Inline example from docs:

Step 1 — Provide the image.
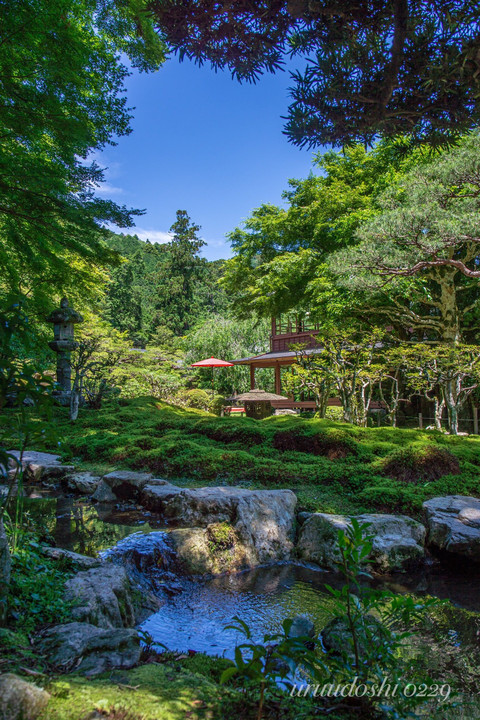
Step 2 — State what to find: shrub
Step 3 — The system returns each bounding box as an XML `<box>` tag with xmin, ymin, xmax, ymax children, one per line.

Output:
<box><xmin>382</xmin><ymin>444</ymin><xmax>460</xmax><ymax>484</ymax></box>
<box><xmin>273</xmin><ymin>428</ymin><xmax>357</xmax><ymax>458</ymax></box>
<box><xmin>324</xmin><ymin>406</ymin><xmax>344</xmax><ymax>422</ymax></box>
<box><xmin>208</xmin><ymin>393</ymin><xmax>226</xmax><ymax>416</ymax></box>
<box><xmin>181</xmin><ymin>388</ymin><xmax>211</xmax><ymax>410</ymax></box>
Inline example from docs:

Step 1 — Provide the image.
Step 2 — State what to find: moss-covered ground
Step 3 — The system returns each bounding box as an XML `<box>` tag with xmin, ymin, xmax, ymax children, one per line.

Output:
<box><xmin>4</xmin><ymin>397</ymin><xmax>480</xmax><ymax>718</ymax></box>
<box><xmin>18</xmin><ymin>395</ymin><xmax>480</xmax><ymax>517</ymax></box>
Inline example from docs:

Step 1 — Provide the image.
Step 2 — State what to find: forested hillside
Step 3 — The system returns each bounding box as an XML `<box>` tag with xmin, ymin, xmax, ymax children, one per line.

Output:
<box><xmin>102</xmin><ymin>210</ymin><xmax>230</xmax><ymax>346</ymax></box>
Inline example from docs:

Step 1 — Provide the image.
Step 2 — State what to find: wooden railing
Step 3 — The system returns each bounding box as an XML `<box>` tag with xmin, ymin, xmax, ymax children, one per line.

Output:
<box><xmin>270</xmin><ymin>330</ymin><xmax>320</xmax><ymax>353</ymax></box>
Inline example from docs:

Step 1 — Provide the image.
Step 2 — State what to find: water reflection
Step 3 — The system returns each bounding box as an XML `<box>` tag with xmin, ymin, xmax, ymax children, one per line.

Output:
<box><xmin>140</xmin><ymin>564</ymin><xmax>337</xmax><ymax>658</ymax></box>
<box><xmin>23</xmin><ymin>495</ymin><xmax>164</xmax><ymax>557</ymax></box>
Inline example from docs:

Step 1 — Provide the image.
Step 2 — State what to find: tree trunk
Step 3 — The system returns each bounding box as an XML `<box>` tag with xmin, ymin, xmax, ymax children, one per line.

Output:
<box><xmin>437</xmin><ymin>268</ymin><xmax>460</xmax><ymax>344</ymax></box>
<box><xmin>434</xmin><ymin>395</ymin><xmax>445</xmax><ymax>431</ymax></box>
<box><xmin>444</xmin><ymin>378</ymin><xmax>459</xmax><ymax>435</ymax></box>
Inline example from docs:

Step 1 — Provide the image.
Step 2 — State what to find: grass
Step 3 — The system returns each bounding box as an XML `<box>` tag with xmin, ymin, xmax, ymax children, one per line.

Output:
<box><xmin>5</xmin><ymin>395</ymin><xmax>480</xmax><ymax>517</ymax></box>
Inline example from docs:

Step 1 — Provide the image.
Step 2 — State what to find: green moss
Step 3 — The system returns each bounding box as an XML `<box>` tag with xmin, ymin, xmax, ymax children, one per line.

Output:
<box><xmin>4</xmin><ymin>396</ymin><xmax>480</xmax><ymax>515</ymax></box>
<box><xmin>38</xmin><ymin>660</ymin><xmax>351</xmax><ymax>720</ymax></box>
<box><xmin>206</xmin><ymin>522</ymin><xmax>235</xmax><ymax>552</ymax></box>
<box><xmin>41</xmin><ymin>663</ymin><xmax>235</xmax><ymax>720</ymax></box>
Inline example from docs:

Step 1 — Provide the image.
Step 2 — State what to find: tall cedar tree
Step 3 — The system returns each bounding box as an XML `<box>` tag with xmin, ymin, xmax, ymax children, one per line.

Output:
<box><xmin>153</xmin><ymin>210</ymin><xmax>206</xmax><ymax>334</ymax></box>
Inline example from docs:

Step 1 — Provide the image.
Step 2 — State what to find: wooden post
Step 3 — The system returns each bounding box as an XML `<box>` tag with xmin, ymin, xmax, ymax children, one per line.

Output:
<box><xmin>250</xmin><ymin>364</ymin><xmax>255</xmax><ymax>390</ymax></box>
<box><xmin>474</xmin><ymin>407</ymin><xmax>478</xmax><ymax>435</ymax></box>
<box><xmin>274</xmin><ymin>364</ymin><xmax>281</xmax><ymax>394</ymax></box>
<box><xmin>418</xmin><ymin>412</ymin><xmax>423</xmax><ymax>429</ymax></box>
<box><xmin>270</xmin><ymin>317</ymin><xmax>276</xmax><ymax>352</ymax></box>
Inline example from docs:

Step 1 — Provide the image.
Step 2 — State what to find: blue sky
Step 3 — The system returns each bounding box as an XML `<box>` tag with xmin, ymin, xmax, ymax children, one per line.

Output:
<box><xmin>96</xmin><ymin>56</ymin><xmax>319</xmax><ymax>261</ymax></box>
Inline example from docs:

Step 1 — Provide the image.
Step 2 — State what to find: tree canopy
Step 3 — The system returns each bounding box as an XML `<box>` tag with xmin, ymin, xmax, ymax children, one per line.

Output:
<box><xmin>0</xmin><ymin>0</ymin><xmax>165</xmax><ymax>313</ymax></box>
<box><xmin>149</xmin><ymin>0</ymin><xmax>480</xmax><ymax>147</ymax></box>
<box><xmin>331</xmin><ymin>134</ymin><xmax>480</xmax><ymax>343</ymax></box>
<box><xmin>104</xmin><ymin>214</ymin><xmax>229</xmax><ymax>344</ymax></box>
<box><xmin>221</xmin><ymin>140</ymin><xmax>420</xmax><ymax>320</ymax></box>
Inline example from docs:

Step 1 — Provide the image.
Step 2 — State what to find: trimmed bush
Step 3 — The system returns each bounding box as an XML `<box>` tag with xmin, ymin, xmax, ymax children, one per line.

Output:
<box><xmin>382</xmin><ymin>444</ymin><xmax>460</xmax><ymax>484</ymax></box>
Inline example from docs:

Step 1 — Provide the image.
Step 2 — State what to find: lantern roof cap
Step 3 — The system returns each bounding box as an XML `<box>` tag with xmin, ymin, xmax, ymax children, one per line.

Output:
<box><xmin>46</xmin><ymin>298</ymin><xmax>83</xmax><ymax>325</ymax></box>
<box><xmin>236</xmin><ymin>388</ymin><xmax>288</xmax><ymax>402</ymax></box>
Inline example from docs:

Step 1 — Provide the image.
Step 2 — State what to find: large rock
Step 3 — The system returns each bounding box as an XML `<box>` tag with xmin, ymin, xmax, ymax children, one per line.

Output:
<box><xmin>102</xmin><ymin>470</ymin><xmax>164</xmax><ymax>500</ymax></box>
<box><xmin>0</xmin><ymin>518</ymin><xmax>11</xmax><ymax>624</ymax></box>
<box><xmin>91</xmin><ymin>479</ymin><xmax>117</xmax><ymax>503</ymax></box>
<box><xmin>100</xmin><ymin>531</ymin><xmax>174</xmax><ymax>609</ymax></box>
<box><xmin>140</xmin><ymin>481</ymin><xmax>182</xmax><ymax>509</ymax></box>
<box><xmin>64</xmin><ymin>565</ymin><xmax>136</xmax><ymax>629</ymax></box>
<box><xmin>297</xmin><ymin>513</ymin><xmax>425</xmax><ymax>572</ymax></box>
<box><xmin>65</xmin><ymin>472</ymin><xmax>100</xmax><ymax>495</ymax></box>
<box><xmin>169</xmin><ymin>525</ymin><xmax>255</xmax><ymax>575</ymax></box>
<box><xmin>37</xmin><ymin>622</ymin><xmax>141</xmax><ymax>675</ymax></box>
<box><xmin>235</xmin><ymin>491</ymin><xmax>297</xmax><ymax>562</ymax></box>
<box><xmin>7</xmin><ymin>450</ymin><xmax>74</xmax><ymax>482</ymax></box>
<box><xmin>0</xmin><ymin>673</ymin><xmax>50</xmax><ymax>720</ymax></box>
<box><xmin>41</xmin><ymin>546</ymin><xmax>102</xmax><ymax>570</ymax></box>
<box><xmin>423</xmin><ymin>496</ymin><xmax>480</xmax><ymax>562</ymax></box>
<box><xmin>163</xmin><ymin>487</ymin><xmax>297</xmax><ymax>566</ymax></box>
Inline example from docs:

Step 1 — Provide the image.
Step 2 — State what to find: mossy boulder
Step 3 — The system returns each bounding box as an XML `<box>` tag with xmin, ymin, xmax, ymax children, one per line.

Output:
<box><xmin>297</xmin><ymin>512</ymin><xmax>425</xmax><ymax>571</ymax></box>
<box><xmin>159</xmin><ymin>486</ymin><xmax>297</xmax><ymax>564</ymax></box>
<box><xmin>169</xmin><ymin>523</ymin><xmax>254</xmax><ymax>575</ymax></box>
<box><xmin>64</xmin><ymin>565</ymin><xmax>137</xmax><ymax>629</ymax></box>
<box><xmin>36</xmin><ymin>622</ymin><xmax>141</xmax><ymax>675</ymax></box>
<box><xmin>0</xmin><ymin>673</ymin><xmax>50</xmax><ymax>720</ymax></box>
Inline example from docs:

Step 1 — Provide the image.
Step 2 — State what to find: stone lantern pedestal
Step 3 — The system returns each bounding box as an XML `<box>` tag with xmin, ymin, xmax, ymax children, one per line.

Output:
<box><xmin>46</xmin><ymin>298</ymin><xmax>83</xmax><ymax>404</ymax></box>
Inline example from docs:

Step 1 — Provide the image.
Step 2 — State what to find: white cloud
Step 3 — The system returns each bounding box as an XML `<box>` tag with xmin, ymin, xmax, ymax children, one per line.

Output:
<box><xmin>95</xmin><ymin>183</ymin><xmax>124</xmax><ymax>196</ymax></box>
<box><xmin>134</xmin><ymin>228</ymin><xmax>174</xmax><ymax>243</ymax></box>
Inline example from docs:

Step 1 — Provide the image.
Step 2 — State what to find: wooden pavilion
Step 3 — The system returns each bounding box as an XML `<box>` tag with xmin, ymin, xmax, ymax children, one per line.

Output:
<box><xmin>232</xmin><ymin>314</ymin><xmax>327</xmax><ymax>411</ymax></box>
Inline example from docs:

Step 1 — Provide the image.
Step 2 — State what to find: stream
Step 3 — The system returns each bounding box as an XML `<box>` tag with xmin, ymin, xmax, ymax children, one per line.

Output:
<box><xmin>23</xmin><ymin>490</ymin><xmax>480</xmax><ymax>657</ymax></box>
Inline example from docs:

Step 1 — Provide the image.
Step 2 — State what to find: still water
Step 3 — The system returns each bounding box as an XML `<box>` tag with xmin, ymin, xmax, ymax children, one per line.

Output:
<box><xmin>22</xmin><ymin>491</ymin><xmax>165</xmax><ymax>556</ymax></box>
<box><xmin>22</xmin><ymin>488</ymin><xmax>480</xmax><ymax>657</ymax></box>
<box><xmin>139</xmin><ymin>560</ymin><xmax>480</xmax><ymax>658</ymax></box>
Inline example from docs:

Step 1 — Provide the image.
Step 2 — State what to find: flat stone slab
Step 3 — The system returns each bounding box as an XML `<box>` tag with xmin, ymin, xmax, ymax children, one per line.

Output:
<box><xmin>297</xmin><ymin>512</ymin><xmax>425</xmax><ymax>571</ymax></box>
<box><xmin>37</xmin><ymin>622</ymin><xmax>140</xmax><ymax>675</ymax></box>
<box><xmin>102</xmin><ymin>470</ymin><xmax>156</xmax><ymax>499</ymax></box>
<box><xmin>41</xmin><ymin>546</ymin><xmax>102</xmax><ymax>570</ymax></box>
<box><xmin>65</xmin><ymin>472</ymin><xmax>100</xmax><ymax>495</ymax></box>
<box><xmin>6</xmin><ymin>450</ymin><xmax>74</xmax><ymax>481</ymax></box>
<box><xmin>424</xmin><ymin>495</ymin><xmax>480</xmax><ymax>561</ymax></box>
<box><xmin>140</xmin><ymin>482</ymin><xmax>182</xmax><ymax>509</ymax></box>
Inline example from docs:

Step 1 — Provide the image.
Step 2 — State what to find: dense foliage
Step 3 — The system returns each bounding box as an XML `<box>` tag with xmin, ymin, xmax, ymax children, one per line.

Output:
<box><xmin>103</xmin><ymin>214</ymin><xmax>229</xmax><ymax>345</ymax></box>
<box><xmin>0</xmin><ymin>0</ymin><xmax>165</xmax><ymax>313</ymax></box>
<box><xmin>221</xmin><ymin>140</ymin><xmax>421</xmax><ymax>321</ymax></box>
<box><xmin>332</xmin><ymin>135</ymin><xmax>480</xmax><ymax>344</ymax></box>
<box><xmin>148</xmin><ymin>0</ymin><xmax>480</xmax><ymax>147</ymax></box>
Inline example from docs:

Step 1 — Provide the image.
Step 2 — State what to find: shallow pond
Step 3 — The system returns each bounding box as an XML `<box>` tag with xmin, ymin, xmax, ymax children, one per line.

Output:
<box><xmin>20</xmin><ymin>489</ymin><xmax>480</xmax><ymax>657</ymax></box>
<box><xmin>139</xmin><ymin>560</ymin><xmax>480</xmax><ymax>658</ymax></box>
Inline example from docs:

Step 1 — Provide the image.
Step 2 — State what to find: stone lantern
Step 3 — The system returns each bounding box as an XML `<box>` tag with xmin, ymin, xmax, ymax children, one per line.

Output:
<box><xmin>236</xmin><ymin>388</ymin><xmax>289</xmax><ymax>419</ymax></box>
<box><xmin>46</xmin><ymin>298</ymin><xmax>83</xmax><ymax>402</ymax></box>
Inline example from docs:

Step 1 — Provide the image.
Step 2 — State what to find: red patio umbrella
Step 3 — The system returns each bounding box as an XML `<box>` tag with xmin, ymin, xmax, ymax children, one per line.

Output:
<box><xmin>190</xmin><ymin>356</ymin><xmax>234</xmax><ymax>398</ymax></box>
